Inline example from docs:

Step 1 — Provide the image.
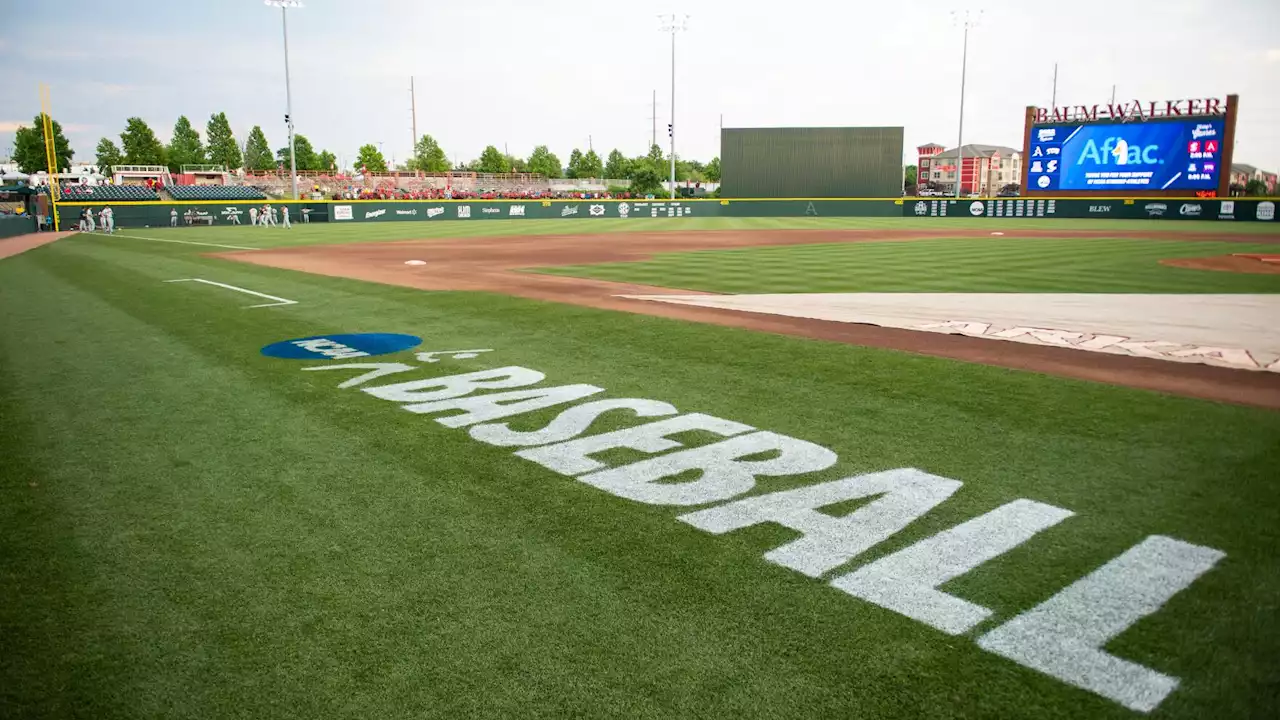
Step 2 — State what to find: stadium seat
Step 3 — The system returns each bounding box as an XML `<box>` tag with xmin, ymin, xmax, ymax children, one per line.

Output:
<box><xmin>56</xmin><ymin>184</ymin><xmax>159</xmax><ymax>202</ymax></box>
<box><xmin>167</xmin><ymin>185</ymin><xmax>267</xmax><ymax>201</ymax></box>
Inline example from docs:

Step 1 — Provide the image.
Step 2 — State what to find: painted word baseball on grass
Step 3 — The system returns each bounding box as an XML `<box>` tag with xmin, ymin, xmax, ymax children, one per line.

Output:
<box><xmin>297</xmin><ymin>353</ymin><xmax>1224</xmax><ymax>714</ymax></box>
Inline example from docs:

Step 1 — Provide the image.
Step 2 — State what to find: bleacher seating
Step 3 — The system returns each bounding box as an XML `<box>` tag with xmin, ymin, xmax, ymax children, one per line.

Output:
<box><xmin>168</xmin><ymin>185</ymin><xmax>266</xmax><ymax>201</ymax></box>
<box><xmin>57</xmin><ymin>184</ymin><xmax>159</xmax><ymax>202</ymax></box>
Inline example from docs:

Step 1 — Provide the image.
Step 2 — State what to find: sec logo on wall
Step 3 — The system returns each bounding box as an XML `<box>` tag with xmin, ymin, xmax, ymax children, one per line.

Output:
<box><xmin>261</xmin><ymin>333</ymin><xmax>422</xmax><ymax>360</ymax></box>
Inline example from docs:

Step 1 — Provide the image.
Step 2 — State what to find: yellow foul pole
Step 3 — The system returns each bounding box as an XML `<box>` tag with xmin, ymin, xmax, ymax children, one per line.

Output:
<box><xmin>38</xmin><ymin>83</ymin><xmax>61</xmax><ymax>231</ymax></box>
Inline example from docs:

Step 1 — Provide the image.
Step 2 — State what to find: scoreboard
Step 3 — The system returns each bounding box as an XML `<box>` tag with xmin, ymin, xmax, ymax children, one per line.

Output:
<box><xmin>1027</xmin><ymin>118</ymin><xmax>1226</xmax><ymax>193</ymax></box>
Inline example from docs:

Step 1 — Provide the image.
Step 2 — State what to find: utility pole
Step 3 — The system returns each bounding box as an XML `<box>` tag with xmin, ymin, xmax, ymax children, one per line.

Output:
<box><xmin>1110</xmin><ymin>84</ymin><xmax>1117</xmax><ymax>105</ymax></box>
<box><xmin>410</xmin><ymin>76</ymin><xmax>418</xmax><ymax>154</ymax></box>
<box><xmin>652</xmin><ymin>90</ymin><xmax>657</xmax><ymax>149</ymax></box>
<box><xmin>1051</xmin><ymin>63</ymin><xmax>1058</xmax><ymax>109</ymax></box>
<box><xmin>266</xmin><ymin>0</ymin><xmax>303</xmax><ymax>199</ymax></box>
<box><xmin>660</xmin><ymin>14</ymin><xmax>689</xmax><ymax>200</ymax></box>
<box><xmin>952</xmin><ymin>9</ymin><xmax>981</xmax><ymax>199</ymax></box>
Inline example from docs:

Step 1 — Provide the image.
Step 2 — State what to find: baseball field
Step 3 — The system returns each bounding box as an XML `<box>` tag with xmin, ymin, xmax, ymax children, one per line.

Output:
<box><xmin>2</xmin><ymin>217</ymin><xmax>1279</xmax><ymax>719</ymax></box>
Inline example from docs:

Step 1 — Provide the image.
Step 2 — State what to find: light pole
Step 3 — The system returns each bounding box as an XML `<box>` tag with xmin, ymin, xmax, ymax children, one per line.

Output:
<box><xmin>660</xmin><ymin>14</ymin><xmax>688</xmax><ymax>200</ymax></box>
<box><xmin>952</xmin><ymin>10</ymin><xmax>981</xmax><ymax>198</ymax></box>
<box><xmin>266</xmin><ymin>0</ymin><xmax>302</xmax><ymax>199</ymax></box>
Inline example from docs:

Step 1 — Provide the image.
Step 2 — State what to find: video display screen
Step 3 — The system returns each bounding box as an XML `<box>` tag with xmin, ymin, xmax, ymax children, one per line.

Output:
<box><xmin>1027</xmin><ymin>119</ymin><xmax>1224</xmax><ymax>192</ymax></box>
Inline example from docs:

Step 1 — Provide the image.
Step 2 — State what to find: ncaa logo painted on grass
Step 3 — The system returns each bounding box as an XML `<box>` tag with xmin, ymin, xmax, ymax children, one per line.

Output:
<box><xmin>261</xmin><ymin>333</ymin><xmax>422</xmax><ymax>360</ymax></box>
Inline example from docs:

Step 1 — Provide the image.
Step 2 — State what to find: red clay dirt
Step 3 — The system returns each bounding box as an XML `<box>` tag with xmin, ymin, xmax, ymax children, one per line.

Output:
<box><xmin>1161</xmin><ymin>255</ymin><xmax>1280</xmax><ymax>274</ymax></box>
<box><xmin>0</xmin><ymin>231</ymin><xmax>75</xmax><ymax>260</ymax></box>
<box><xmin>218</xmin><ymin>228</ymin><xmax>1280</xmax><ymax>410</ymax></box>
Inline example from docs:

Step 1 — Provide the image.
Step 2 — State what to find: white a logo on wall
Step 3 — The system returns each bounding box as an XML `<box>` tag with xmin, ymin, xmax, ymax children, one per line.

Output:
<box><xmin>1258</xmin><ymin>201</ymin><xmax>1276</xmax><ymax>221</ymax></box>
<box><xmin>457</xmin><ymin>205</ymin><xmax>471</xmax><ymax>218</ymax></box>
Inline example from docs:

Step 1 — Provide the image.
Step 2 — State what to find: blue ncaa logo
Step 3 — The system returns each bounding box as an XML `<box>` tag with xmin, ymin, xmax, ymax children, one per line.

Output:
<box><xmin>261</xmin><ymin>333</ymin><xmax>422</xmax><ymax>360</ymax></box>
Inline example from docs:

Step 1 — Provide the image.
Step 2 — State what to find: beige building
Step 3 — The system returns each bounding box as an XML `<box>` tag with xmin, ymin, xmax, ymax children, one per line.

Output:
<box><xmin>917</xmin><ymin>144</ymin><xmax>1021</xmax><ymax>195</ymax></box>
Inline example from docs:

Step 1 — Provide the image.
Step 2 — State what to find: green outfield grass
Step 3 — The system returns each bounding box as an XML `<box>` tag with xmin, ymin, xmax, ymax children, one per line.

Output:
<box><xmin>539</xmin><ymin>236</ymin><xmax>1280</xmax><ymax>294</ymax></box>
<box><xmin>85</xmin><ymin>214</ymin><xmax>1280</xmax><ymax>251</ymax></box>
<box><xmin>2</xmin><ymin>231</ymin><xmax>1279</xmax><ymax>719</ymax></box>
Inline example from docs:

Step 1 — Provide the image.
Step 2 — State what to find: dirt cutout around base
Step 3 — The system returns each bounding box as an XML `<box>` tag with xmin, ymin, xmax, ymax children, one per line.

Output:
<box><xmin>1162</xmin><ymin>254</ymin><xmax>1280</xmax><ymax>275</ymax></box>
<box><xmin>0</xmin><ymin>231</ymin><xmax>76</xmax><ymax>260</ymax></box>
<box><xmin>219</xmin><ymin>227</ymin><xmax>1280</xmax><ymax>409</ymax></box>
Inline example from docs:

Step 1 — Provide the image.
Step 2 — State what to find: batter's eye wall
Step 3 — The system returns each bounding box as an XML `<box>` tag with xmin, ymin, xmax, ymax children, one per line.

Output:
<box><xmin>720</xmin><ymin>127</ymin><xmax>905</xmax><ymax>198</ymax></box>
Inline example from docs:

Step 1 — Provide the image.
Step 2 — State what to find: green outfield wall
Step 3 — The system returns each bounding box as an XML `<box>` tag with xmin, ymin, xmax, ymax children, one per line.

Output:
<box><xmin>48</xmin><ymin>197</ymin><xmax>1279</xmax><ymax>227</ymax></box>
<box><xmin>720</xmin><ymin>127</ymin><xmax>905</xmax><ymax>199</ymax></box>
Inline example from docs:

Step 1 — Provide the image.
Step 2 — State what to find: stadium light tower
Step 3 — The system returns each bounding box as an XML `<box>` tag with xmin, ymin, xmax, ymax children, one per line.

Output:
<box><xmin>951</xmin><ymin>9</ymin><xmax>981</xmax><ymax>199</ymax></box>
<box><xmin>266</xmin><ymin>0</ymin><xmax>303</xmax><ymax>200</ymax></box>
<box><xmin>659</xmin><ymin>14</ymin><xmax>688</xmax><ymax>200</ymax></box>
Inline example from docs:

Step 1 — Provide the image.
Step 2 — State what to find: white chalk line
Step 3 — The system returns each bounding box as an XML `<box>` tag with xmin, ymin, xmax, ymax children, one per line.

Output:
<box><xmin>95</xmin><ymin>231</ymin><xmax>256</xmax><ymax>251</ymax></box>
<box><xmin>165</xmin><ymin>278</ymin><xmax>298</xmax><ymax>308</ymax></box>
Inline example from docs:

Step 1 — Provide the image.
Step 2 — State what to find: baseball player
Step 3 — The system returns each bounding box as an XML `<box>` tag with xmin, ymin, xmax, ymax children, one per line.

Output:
<box><xmin>281</xmin><ymin>205</ymin><xmax>291</xmax><ymax>229</ymax></box>
<box><xmin>268</xmin><ymin>204</ymin><xmax>278</xmax><ymax>226</ymax></box>
<box><xmin>229</xmin><ymin>208</ymin><xmax>241</xmax><ymax>225</ymax></box>
<box><xmin>249</xmin><ymin>206</ymin><xmax>259</xmax><ymax>226</ymax></box>
<box><xmin>171</xmin><ymin>208</ymin><xmax>178</xmax><ymax>227</ymax></box>
<box><xmin>85</xmin><ymin>207</ymin><xmax>96</xmax><ymax>231</ymax></box>
<box><xmin>102</xmin><ymin>206</ymin><xmax>115</xmax><ymax>234</ymax></box>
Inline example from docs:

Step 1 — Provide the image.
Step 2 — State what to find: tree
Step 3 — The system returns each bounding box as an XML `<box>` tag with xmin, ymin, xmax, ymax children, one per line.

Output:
<box><xmin>476</xmin><ymin>145</ymin><xmax>510</xmax><ymax>174</ymax></box>
<box><xmin>704</xmin><ymin>156</ymin><xmax>721</xmax><ymax>183</ymax></box>
<box><xmin>95</xmin><ymin>138</ymin><xmax>124</xmax><ymax>172</ymax></box>
<box><xmin>675</xmin><ymin>157</ymin><xmax>705</xmax><ymax>183</ymax></box>
<box><xmin>506</xmin><ymin>155</ymin><xmax>529</xmax><ymax>173</ymax></box>
<box><xmin>646</xmin><ymin>143</ymin><xmax>665</xmax><ymax>168</ymax></box>
<box><xmin>1245</xmin><ymin>179</ymin><xmax>1268</xmax><ymax>196</ymax></box>
<box><xmin>277</xmin><ymin>133</ymin><xmax>318</xmax><ymax>171</ymax></box>
<box><xmin>566</xmin><ymin>148</ymin><xmax>584</xmax><ymax>178</ymax></box>
<box><xmin>166</xmin><ymin>115</ymin><xmax>206</xmax><ymax>171</ymax></box>
<box><xmin>243</xmin><ymin>126</ymin><xmax>274</xmax><ymax>171</ymax></box>
<box><xmin>119</xmin><ymin>117</ymin><xmax>166</xmax><ymax>166</ymax></box>
<box><xmin>604</xmin><ymin>149</ymin><xmax>630</xmax><ymax>179</ymax></box>
<box><xmin>206</xmin><ymin>112</ymin><xmax>241</xmax><ymax>169</ymax></box>
<box><xmin>316</xmin><ymin>150</ymin><xmax>337</xmax><ymax>172</ymax></box>
<box><xmin>627</xmin><ymin>163</ymin><xmax>664</xmax><ymax>197</ymax></box>
<box><xmin>905</xmin><ymin>164</ymin><xmax>918</xmax><ymax>186</ymax></box>
<box><xmin>13</xmin><ymin>113</ymin><xmax>74</xmax><ymax>174</ymax></box>
<box><xmin>354</xmin><ymin>143</ymin><xmax>387</xmax><ymax>172</ymax></box>
<box><xmin>578</xmin><ymin>149</ymin><xmax>603</xmax><ymax>179</ymax></box>
<box><xmin>408</xmin><ymin>134</ymin><xmax>449</xmax><ymax>173</ymax></box>
<box><xmin>526</xmin><ymin>145</ymin><xmax>563</xmax><ymax>178</ymax></box>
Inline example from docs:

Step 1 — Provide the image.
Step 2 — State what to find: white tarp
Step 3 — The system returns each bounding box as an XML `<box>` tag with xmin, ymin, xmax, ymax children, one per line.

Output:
<box><xmin>622</xmin><ymin>293</ymin><xmax>1280</xmax><ymax>373</ymax></box>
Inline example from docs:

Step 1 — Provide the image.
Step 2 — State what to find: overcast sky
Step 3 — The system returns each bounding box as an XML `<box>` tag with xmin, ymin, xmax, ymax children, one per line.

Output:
<box><xmin>2</xmin><ymin>0</ymin><xmax>1278</xmax><ymax>171</ymax></box>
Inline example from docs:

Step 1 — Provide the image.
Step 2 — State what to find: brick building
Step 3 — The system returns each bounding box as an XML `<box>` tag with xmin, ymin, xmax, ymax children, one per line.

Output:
<box><xmin>917</xmin><ymin>143</ymin><xmax>1021</xmax><ymax>196</ymax></box>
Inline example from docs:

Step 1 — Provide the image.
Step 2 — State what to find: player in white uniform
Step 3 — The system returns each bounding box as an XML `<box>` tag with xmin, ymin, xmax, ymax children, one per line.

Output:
<box><xmin>229</xmin><ymin>208</ymin><xmax>241</xmax><ymax>224</ymax></box>
<box><xmin>268</xmin><ymin>205</ymin><xmax>278</xmax><ymax>226</ymax></box>
<box><xmin>170</xmin><ymin>208</ymin><xmax>178</xmax><ymax>227</ymax></box>
<box><xmin>249</xmin><ymin>207</ymin><xmax>259</xmax><ymax>226</ymax></box>
<box><xmin>85</xmin><ymin>207</ymin><xmax>95</xmax><ymax>231</ymax></box>
<box><xmin>102</xmin><ymin>206</ymin><xmax>115</xmax><ymax>234</ymax></box>
<box><xmin>281</xmin><ymin>205</ymin><xmax>291</xmax><ymax>229</ymax></box>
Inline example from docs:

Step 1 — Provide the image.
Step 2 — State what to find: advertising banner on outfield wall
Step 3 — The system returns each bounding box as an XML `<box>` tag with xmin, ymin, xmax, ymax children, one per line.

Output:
<box><xmin>903</xmin><ymin>198</ymin><xmax>1277</xmax><ymax>222</ymax></box>
<box><xmin>49</xmin><ymin>197</ymin><xmax>1276</xmax><ymax>227</ymax></box>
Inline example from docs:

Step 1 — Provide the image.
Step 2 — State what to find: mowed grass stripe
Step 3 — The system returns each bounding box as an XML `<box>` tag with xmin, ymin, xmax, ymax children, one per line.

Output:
<box><xmin>537</xmin><ymin>237</ymin><xmax>1280</xmax><ymax>294</ymax></box>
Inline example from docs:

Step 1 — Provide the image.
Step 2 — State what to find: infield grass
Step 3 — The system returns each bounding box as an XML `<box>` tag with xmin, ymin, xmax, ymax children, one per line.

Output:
<box><xmin>2</xmin><ymin>231</ymin><xmax>1278</xmax><ymax>719</ymax></box>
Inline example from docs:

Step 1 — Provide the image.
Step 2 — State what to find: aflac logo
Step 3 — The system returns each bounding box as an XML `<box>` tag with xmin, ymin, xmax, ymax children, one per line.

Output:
<box><xmin>261</xmin><ymin>333</ymin><xmax>422</xmax><ymax>360</ymax></box>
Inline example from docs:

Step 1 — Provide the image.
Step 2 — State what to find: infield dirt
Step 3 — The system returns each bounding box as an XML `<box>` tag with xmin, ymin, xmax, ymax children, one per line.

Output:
<box><xmin>220</xmin><ymin>228</ymin><xmax>1280</xmax><ymax>409</ymax></box>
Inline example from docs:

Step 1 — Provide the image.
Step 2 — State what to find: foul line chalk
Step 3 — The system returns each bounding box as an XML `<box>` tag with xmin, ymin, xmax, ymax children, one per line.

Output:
<box><xmin>165</xmin><ymin>278</ymin><xmax>297</xmax><ymax>308</ymax></box>
<box><xmin>100</xmin><ymin>231</ymin><xmax>256</xmax><ymax>251</ymax></box>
